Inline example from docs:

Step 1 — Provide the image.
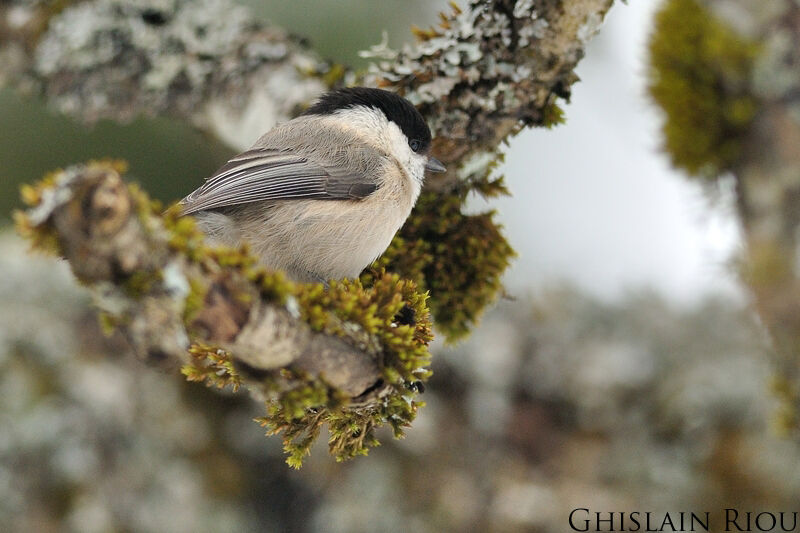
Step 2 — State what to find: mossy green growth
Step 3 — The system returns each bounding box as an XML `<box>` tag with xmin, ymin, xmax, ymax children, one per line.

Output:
<box><xmin>13</xmin><ymin>209</ymin><xmax>63</xmax><ymax>258</ymax></box>
<box><xmin>770</xmin><ymin>375</ymin><xmax>799</xmax><ymax>437</ymax></box>
<box><xmin>296</xmin><ymin>272</ymin><xmax>432</xmax><ymax>379</ymax></box>
<box><xmin>647</xmin><ymin>0</ymin><xmax>759</xmax><ymax>177</ymax></box>
<box><xmin>383</xmin><ymin>190</ymin><xmax>515</xmax><ymax>342</ymax></box>
<box><xmin>254</xmin><ymin>271</ymin><xmax>433</xmax><ymax>467</ymax></box>
<box><xmin>256</xmin><ymin>370</ymin><xmax>350</xmax><ymax>468</ymax></box>
<box><xmin>542</xmin><ymin>101</ymin><xmax>566</xmax><ymax>129</ymax></box>
<box><xmin>256</xmin><ymin>372</ymin><xmax>426</xmax><ymax>468</ymax></box>
<box><xmin>183</xmin><ymin>344</ymin><xmax>242</xmax><ymax>392</ymax></box>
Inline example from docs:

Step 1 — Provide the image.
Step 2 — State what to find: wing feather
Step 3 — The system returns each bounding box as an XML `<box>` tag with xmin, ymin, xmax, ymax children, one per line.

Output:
<box><xmin>180</xmin><ymin>148</ymin><xmax>378</xmax><ymax>215</ymax></box>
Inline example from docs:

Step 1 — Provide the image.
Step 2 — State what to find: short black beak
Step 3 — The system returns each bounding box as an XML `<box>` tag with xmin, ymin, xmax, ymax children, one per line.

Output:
<box><xmin>425</xmin><ymin>157</ymin><xmax>446</xmax><ymax>173</ymax></box>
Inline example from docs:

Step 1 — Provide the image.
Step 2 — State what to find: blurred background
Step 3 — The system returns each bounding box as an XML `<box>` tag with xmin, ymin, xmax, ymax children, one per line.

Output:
<box><xmin>3</xmin><ymin>1</ymin><xmax>797</xmax><ymax>532</ymax></box>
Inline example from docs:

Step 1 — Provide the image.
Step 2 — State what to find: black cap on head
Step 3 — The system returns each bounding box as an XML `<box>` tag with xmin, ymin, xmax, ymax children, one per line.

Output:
<box><xmin>303</xmin><ymin>87</ymin><xmax>432</xmax><ymax>153</ymax></box>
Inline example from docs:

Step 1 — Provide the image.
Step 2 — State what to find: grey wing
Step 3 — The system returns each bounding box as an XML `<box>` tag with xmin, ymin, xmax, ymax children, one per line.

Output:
<box><xmin>180</xmin><ymin>148</ymin><xmax>379</xmax><ymax>215</ymax></box>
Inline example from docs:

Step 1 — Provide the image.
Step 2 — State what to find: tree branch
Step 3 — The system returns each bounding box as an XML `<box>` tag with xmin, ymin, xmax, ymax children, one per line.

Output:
<box><xmin>0</xmin><ymin>0</ymin><xmax>331</xmax><ymax>150</ymax></box>
<box><xmin>11</xmin><ymin>0</ymin><xmax>617</xmax><ymax>464</ymax></box>
<box><xmin>2</xmin><ymin>0</ymin><xmax>616</xmax><ymax>340</ymax></box>
<box><xmin>648</xmin><ymin>0</ymin><xmax>800</xmax><ymax>434</ymax></box>
<box><xmin>368</xmin><ymin>0</ymin><xmax>613</xmax><ymax>191</ymax></box>
<box><xmin>16</xmin><ymin>161</ymin><xmax>432</xmax><ymax>466</ymax></box>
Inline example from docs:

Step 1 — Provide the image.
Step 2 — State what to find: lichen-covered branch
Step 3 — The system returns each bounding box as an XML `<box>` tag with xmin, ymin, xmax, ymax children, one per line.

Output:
<box><xmin>15</xmin><ymin>161</ymin><xmax>432</xmax><ymax>466</ymax></box>
<box><xmin>2</xmin><ymin>0</ymin><xmax>615</xmax><ymax>340</ymax></box>
<box><xmin>368</xmin><ymin>0</ymin><xmax>616</xmax><ymax>338</ymax></box>
<box><xmin>365</xmin><ymin>0</ymin><xmax>612</xmax><ymax>190</ymax></box>
<box><xmin>648</xmin><ymin>0</ymin><xmax>800</xmax><ymax>434</ymax></box>
<box><xmin>0</xmin><ymin>0</ymin><xmax>332</xmax><ymax>150</ymax></box>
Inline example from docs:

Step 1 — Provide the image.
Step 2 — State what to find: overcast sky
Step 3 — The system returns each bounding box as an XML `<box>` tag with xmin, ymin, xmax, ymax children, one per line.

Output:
<box><xmin>473</xmin><ymin>0</ymin><xmax>745</xmax><ymax>306</ymax></box>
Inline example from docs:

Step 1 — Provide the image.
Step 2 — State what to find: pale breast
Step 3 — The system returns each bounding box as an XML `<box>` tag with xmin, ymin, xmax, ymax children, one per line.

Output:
<box><xmin>225</xmin><ymin>162</ymin><xmax>418</xmax><ymax>282</ymax></box>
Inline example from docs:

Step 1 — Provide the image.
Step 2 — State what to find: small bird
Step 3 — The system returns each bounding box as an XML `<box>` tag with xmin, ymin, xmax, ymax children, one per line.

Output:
<box><xmin>181</xmin><ymin>87</ymin><xmax>445</xmax><ymax>283</ymax></box>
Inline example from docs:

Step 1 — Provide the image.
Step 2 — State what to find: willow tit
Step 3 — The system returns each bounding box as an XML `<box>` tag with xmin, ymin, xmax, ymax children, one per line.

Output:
<box><xmin>180</xmin><ymin>87</ymin><xmax>445</xmax><ymax>283</ymax></box>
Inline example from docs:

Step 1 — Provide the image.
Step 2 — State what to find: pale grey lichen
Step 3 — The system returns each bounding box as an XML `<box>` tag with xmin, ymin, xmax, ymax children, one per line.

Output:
<box><xmin>29</xmin><ymin>0</ymin><xmax>329</xmax><ymax>149</ymax></box>
<box><xmin>0</xmin><ymin>232</ymin><xmax>257</xmax><ymax>531</ymax></box>
<box><xmin>26</xmin><ymin>168</ymin><xmax>83</xmax><ymax>226</ymax></box>
<box><xmin>161</xmin><ymin>261</ymin><xmax>189</xmax><ymax>300</ymax></box>
<box><xmin>5</xmin><ymin>5</ymin><xmax>35</xmax><ymax>29</ymax></box>
<box><xmin>513</xmin><ymin>0</ymin><xmax>537</xmax><ymax>18</ymax></box>
<box><xmin>458</xmin><ymin>151</ymin><xmax>496</xmax><ymax>181</ymax></box>
<box><xmin>361</xmin><ymin>0</ymin><xmax>611</xmax><ymax>192</ymax></box>
<box><xmin>518</xmin><ymin>19</ymin><xmax>549</xmax><ymax>48</ymax></box>
<box><xmin>577</xmin><ymin>12</ymin><xmax>605</xmax><ymax>47</ymax></box>
<box><xmin>358</xmin><ymin>31</ymin><xmax>397</xmax><ymax>61</ymax></box>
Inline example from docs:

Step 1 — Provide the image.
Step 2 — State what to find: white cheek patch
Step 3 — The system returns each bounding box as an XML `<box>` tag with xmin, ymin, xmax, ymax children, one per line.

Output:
<box><xmin>334</xmin><ymin>105</ymin><xmax>427</xmax><ymax>187</ymax></box>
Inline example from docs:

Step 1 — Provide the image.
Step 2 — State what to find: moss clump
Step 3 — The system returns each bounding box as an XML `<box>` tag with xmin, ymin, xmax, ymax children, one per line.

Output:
<box><xmin>257</xmin><ymin>371</ymin><xmax>426</xmax><ymax>468</ymax></box>
<box><xmin>648</xmin><ymin>0</ymin><xmax>759</xmax><ymax>176</ymax></box>
<box><xmin>255</xmin><ymin>271</ymin><xmax>433</xmax><ymax>467</ymax></box>
<box><xmin>256</xmin><ymin>371</ymin><xmax>349</xmax><ymax>468</ymax></box>
<box><xmin>182</xmin><ymin>277</ymin><xmax>208</xmax><ymax>323</ymax></box>
<box><xmin>542</xmin><ymin>101</ymin><xmax>566</xmax><ymax>128</ymax></box>
<box><xmin>182</xmin><ymin>344</ymin><xmax>242</xmax><ymax>392</ymax></box>
<box><xmin>383</xmin><ymin>190</ymin><xmax>515</xmax><ymax>342</ymax></box>
<box><xmin>296</xmin><ymin>272</ymin><xmax>432</xmax><ymax>379</ymax></box>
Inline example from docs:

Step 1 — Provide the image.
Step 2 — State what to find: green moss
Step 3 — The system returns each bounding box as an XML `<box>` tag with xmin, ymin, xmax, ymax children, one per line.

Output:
<box><xmin>648</xmin><ymin>0</ymin><xmax>759</xmax><ymax>176</ymax></box>
<box><xmin>542</xmin><ymin>101</ymin><xmax>566</xmax><ymax>128</ymax></box>
<box><xmin>167</xmin><ymin>209</ymin><xmax>433</xmax><ymax>467</ymax></box>
<box><xmin>256</xmin><ymin>367</ymin><xmax>426</xmax><ymax>468</ymax></box>
<box><xmin>162</xmin><ymin>207</ymin><xmax>208</xmax><ymax>263</ymax></box>
<box><xmin>121</xmin><ymin>269</ymin><xmax>160</xmax><ymax>297</ymax></box>
<box><xmin>254</xmin><ymin>271</ymin><xmax>433</xmax><ymax>467</ymax></box>
<box><xmin>170</xmin><ymin>223</ymin><xmax>433</xmax><ymax>467</ymax></box>
<box><xmin>256</xmin><ymin>370</ymin><xmax>348</xmax><ymax>468</ymax></box>
<box><xmin>97</xmin><ymin>311</ymin><xmax>120</xmax><ymax>336</ymax></box>
<box><xmin>770</xmin><ymin>376</ymin><xmax>798</xmax><ymax>436</ymax></box>
<box><xmin>322</xmin><ymin>63</ymin><xmax>347</xmax><ymax>88</ymax></box>
<box><xmin>182</xmin><ymin>277</ymin><xmax>209</xmax><ymax>324</ymax></box>
<box><xmin>13</xmin><ymin>209</ymin><xmax>63</xmax><ymax>257</ymax></box>
<box><xmin>384</xmin><ymin>190</ymin><xmax>515</xmax><ymax>342</ymax></box>
<box><xmin>14</xmin><ymin>169</ymin><xmax>65</xmax><ymax>256</ymax></box>
<box><xmin>182</xmin><ymin>344</ymin><xmax>242</xmax><ymax>392</ymax></box>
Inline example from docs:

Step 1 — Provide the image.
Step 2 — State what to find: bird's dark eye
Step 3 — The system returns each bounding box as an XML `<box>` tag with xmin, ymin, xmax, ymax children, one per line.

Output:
<box><xmin>409</xmin><ymin>139</ymin><xmax>422</xmax><ymax>152</ymax></box>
